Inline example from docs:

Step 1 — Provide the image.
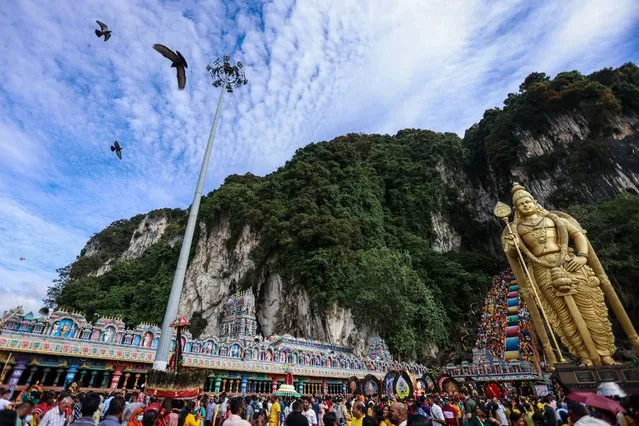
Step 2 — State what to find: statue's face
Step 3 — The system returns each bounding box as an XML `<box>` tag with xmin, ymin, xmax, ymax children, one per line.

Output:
<box><xmin>515</xmin><ymin>196</ymin><xmax>537</xmax><ymax>216</ymax></box>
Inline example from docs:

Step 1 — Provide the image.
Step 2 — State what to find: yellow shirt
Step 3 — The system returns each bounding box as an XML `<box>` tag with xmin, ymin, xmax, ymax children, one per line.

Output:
<box><xmin>269</xmin><ymin>402</ymin><xmax>281</xmax><ymax>426</ymax></box>
<box><xmin>352</xmin><ymin>416</ymin><xmax>363</xmax><ymax>426</ymax></box>
<box><xmin>185</xmin><ymin>414</ymin><xmax>200</xmax><ymax>426</ymax></box>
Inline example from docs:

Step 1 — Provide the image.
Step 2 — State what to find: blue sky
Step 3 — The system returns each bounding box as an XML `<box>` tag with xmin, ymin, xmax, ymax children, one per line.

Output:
<box><xmin>1</xmin><ymin>0</ymin><xmax>638</xmax><ymax>314</ymax></box>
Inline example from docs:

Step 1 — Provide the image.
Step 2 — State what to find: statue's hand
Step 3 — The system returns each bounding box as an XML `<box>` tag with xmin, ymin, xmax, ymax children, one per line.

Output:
<box><xmin>504</xmin><ymin>233</ymin><xmax>520</xmax><ymax>248</ymax></box>
<box><xmin>566</xmin><ymin>256</ymin><xmax>587</xmax><ymax>272</ymax></box>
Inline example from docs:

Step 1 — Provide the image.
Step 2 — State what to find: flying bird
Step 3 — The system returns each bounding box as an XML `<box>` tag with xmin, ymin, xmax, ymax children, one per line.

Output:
<box><xmin>153</xmin><ymin>44</ymin><xmax>188</xmax><ymax>90</ymax></box>
<box><xmin>110</xmin><ymin>140</ymin><xmax>123</xmax><ymax>159</ymax></box>
<box><xmin>95</xmin><ymin>20</ymin><xmax>112</xmax><ymax>41</ymax></box>
<box><xmin>19</xmin><ymin>257</ymin><xmax>25</xmax><ymax>261</ymax></box>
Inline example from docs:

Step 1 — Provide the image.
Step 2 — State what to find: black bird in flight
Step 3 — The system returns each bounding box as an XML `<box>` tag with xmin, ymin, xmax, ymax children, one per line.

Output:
<box><xmin>110</xmin><ymin>140</ymin><xmax>123</xmax><ymax>159</ymax></box>
<box><xmin>19</xmin><ymin>257</ymin><xmax>25</xmax><ymax>261</ymax></box>
<box><xmin>153</xmin><ymin>44</ymin><xmax>188</xmax><ymax>90</ymax></box>
<box><xmin>95</xmin><ymin>20</ymin><xmax>112</xmax><ymax>41</ymax></box>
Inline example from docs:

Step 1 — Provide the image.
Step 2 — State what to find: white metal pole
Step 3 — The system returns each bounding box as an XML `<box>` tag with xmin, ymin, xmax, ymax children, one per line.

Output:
<box><xmin>153</xmin><ymin>74</ymin><xmax>228</xmax><ymax>371</ymax></box>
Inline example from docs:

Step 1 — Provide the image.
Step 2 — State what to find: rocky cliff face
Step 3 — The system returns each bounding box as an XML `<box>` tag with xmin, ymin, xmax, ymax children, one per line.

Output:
<box><xmin>173</xmin><ymin>217</ymin><xmax>376</xmax><ymax>356</ymax></box>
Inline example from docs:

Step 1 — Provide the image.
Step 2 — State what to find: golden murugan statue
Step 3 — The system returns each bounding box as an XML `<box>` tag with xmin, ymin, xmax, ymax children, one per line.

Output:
<box><xmin>495</xmin><ymin>183</ymin><xmax>639</xmax><ymax>368</ymax></box>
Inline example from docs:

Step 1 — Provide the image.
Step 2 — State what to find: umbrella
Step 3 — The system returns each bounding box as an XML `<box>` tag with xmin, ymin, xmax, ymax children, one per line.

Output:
<box><xmin>567</xmin><ymin>391</ymin><xmax>626</xmax><ymax>414</ymax></box>
<box><xmin>274</xmin><ymin>384</ymin><xmax>301</xmax><ymax>397</ymax></box>
<box><xmin>597</xmin><ymin>382</ymin><xmax>628</xmax><ymax>398</ymax></box>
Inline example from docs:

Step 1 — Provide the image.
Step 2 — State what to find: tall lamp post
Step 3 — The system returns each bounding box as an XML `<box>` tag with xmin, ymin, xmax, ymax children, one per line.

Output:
<box><xmin>153</xmin><ymin>56</ymin><xmax>248</xmax><ymax>371</ymax></box>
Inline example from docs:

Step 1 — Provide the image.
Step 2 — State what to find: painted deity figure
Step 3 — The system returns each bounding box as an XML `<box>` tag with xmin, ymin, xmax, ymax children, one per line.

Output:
<box><xmin>103</xmin><ymin>328</ymin><xmax>114</xmax><ymax>343</ymax></box>
<box><xmin>501</xmin><ymin>183</ymin><xmax>634</xmax><ymax>367</ymax></box>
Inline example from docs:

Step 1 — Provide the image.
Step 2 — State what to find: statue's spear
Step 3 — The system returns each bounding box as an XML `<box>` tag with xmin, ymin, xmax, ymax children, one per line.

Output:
<box><xmin>494</xmin><ymin>202</ymin><xmax>566</xmax><ymax>364</ymax></box>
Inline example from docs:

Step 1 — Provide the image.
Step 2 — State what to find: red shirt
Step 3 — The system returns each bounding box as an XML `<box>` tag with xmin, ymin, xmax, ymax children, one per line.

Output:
<box><xmin>442</xmin><ymin>405</ymin><xmax>457</xmax><ymax>426</ymax></box>
<box><xmin>33</xmin><ymin>402</ymin><xmax>55</xmax><ymax>418</ymax></box>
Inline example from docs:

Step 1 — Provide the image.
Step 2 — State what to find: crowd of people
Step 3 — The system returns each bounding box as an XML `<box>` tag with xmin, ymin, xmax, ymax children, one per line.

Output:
<box><xmin>475</xmin><ymin>272</ymin><xmax>511</xmax><ymax>361</ymax></box>
<box><xmin>0</xmin><ymin>386</ymin><xmax>636</xmax><ymax>426</ymax></box>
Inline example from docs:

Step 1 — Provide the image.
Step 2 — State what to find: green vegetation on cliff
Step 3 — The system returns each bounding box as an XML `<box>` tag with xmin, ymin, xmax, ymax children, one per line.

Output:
<box><xmin>465</xmin><ymin>62</ymin><xmax>639</xmax><ymax>183</ymax></box>
<box><xmin>50</xmin><ymin>63</ymin><xmax>639</xmax><ymax>362</ymax></box>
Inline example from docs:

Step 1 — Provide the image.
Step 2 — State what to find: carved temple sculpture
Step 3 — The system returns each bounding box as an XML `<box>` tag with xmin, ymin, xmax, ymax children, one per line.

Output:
<box><xmin>494</xmin><ymin>183</ymin><xmax>639</xmax><ymax>369</ymax></box>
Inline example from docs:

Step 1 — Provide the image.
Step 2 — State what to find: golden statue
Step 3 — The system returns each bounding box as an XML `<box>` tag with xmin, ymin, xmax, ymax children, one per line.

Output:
<box><xmin>495</xmin><ymin>183</ymin><xmax>639</xmax><ymax>368</ymax></box>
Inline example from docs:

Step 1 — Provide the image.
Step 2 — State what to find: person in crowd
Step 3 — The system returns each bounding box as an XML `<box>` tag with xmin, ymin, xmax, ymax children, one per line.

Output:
<box><xmin>142</xmin><ymin>410</ymin><xmax>158</xmax><ymax>426</ymax></box>
<box><xmin>178</xmin><ymin>401</ymin><xmax>199</xmax><ymax>426</ymax></box>
<box><xmin>350</xmin><ymin>403</ymin><xmax>365</xmax><ymax>426</ymax></box>
<box><xmin>430</xmin><ymin>398</ymin><xmax>445</xmax><ymax>426</ymax></box>
<box><xmin>379</xmin><ymin>405</ymin><xmax>392</xmax><ymax>426</ymax></box>
<box><xmin>466</xmin><ymin>406</ymin><xmax>499</xmax><ymax>426</ymax></box>
<box><xmin>520</xmin><ymin>404</ymin><xmax>534</xmax><ymax>426</ymax></box>
<box><xmin>70</xmin><ymin>393</ymin><xmax>102</xmax><ymax>426</ymax></box>
<box><xmin>407</xmin><ymin>415</ymin><xmax>430</xmax><ymax>426</ymax></box>
<box><xmin>557</xmin><ymin>411</ymin><xmax>568</xmax><ymax>426</ymax></box>
<box><xmin>244</xmin><ymin>398</ymin><xmax>255</xmax><ymax>424</ymax></box>
<box><xmin>303</xmin><ymin>399</ymin><xmax>318</xmax><ymax>426</ymax></box>
<box><xmin>101</xmin><ymin>397</ymin><xmax>126</xmax><ymax>426</ymax></box>
<box><xmin>461</xmin><ymin>392</ymin><xmax>477</xmax><ymax>422</ymax></box>
<box><xmin>361</xmin><ymin>416</ymin><xmax>376</xmax><ymax>426</ymax></box>
<box><xmin>102</xmin><ymin>394</ymin><xmax>118</xmax><ymax>420</ymax></box>
<box><xmin>269</xmin><ymin>397</ymin><xmax>282</xmax><ymax>426</ymax></box>
<box><xmin>285</xmin><ymin>401</ymin><xmax>308</xmax><ymax>426</ymax></box>
<box><xmin>509</xmin><ymin>412</ymin><xmax>526</xmax><ymax>426</ymax></box>
<box><xmin>0</xmin><ymin>389</ymin><xmax>11</xmax><ymax>411</ymax></box>
<box><xmin>206</xmin><ymin>398</ymin><xmax>217</xmax><ymax>426</ymax></box>
<box><xmin>590</xmin><ymin>410</ymin><xmax>616</xmax><ymax>426</ymax></box>
<box><xmin>40</xmin><ymin>397</ymin><xmax>73</xmax><ymax>426</ymax></box>
<box><xmin>567</xmin><ymin>401</ymin><xmax>609</xmax><ymax>426</ymax></box>
<box><xmin>543</xmin><ymin>398</ymin><xmax>556</xmax><ymax>426</ymax></box>
<box><xmin>331</xmin><ymin>399</ymin><xmax>345</xmax><ymax>426</ymax></box>
<box><xmin>124</xmin><ymin>393</ymin><xmax>145</xmax><ymax>426</ymax></box>
<box><xmin>0</xmin><ymin>408</ymin><xmax>17</xmax><ymax>426</ymax></box>
<box><xmin>166</xmin><ymin>400</ymin><xmax>182</xmax><ymax>426</ymax></box>
<box><xmin>221</xmin><ymin>398</ymin><xmax>250</xmax><ymax>426</ymax></box>
<box><xmin>219</xmin><ymin>394</ymin><xmax>229</xmax><ymax>426</ymax></box>
<box><xmin>253</xmin><ymin>410</ymin><xmax>268</xmax><ymax>426</ymax></box>
<box><xmin>319</xmin><ymin>400</ymin><xmax>329</xmax><ymax>426</ymax></box>
<box><xmin>323</xmin><ymin>412</ymin><xmax>336</xmax><ymax>426</ymax></box>
<box><xmin>194</xmin><ymin>399</ymin><xmax>206</xmax><ymax>426</ymax></box>
<box><xmin>390</xmin><ymin>403</ymin><xmax>407</xmax><ymax>426</ymax></box>
<box><xmin>70</xmin><ymin>393</ymin><xmax>85</xmax><ymax>424</ymax></box>
<box><xmin>493</xmin><ymin>399</ymin><xmax>508</xmax><ymax>426</ymax></box>
<box><xmin>13</xmin><ymin>401</ymin><xmax>34</xmax><ymax>426</ymax></box>
<box><xmin>442</xmin><ymin>399</ymin><xmax>458</xmax><ymax>426</ymax></box>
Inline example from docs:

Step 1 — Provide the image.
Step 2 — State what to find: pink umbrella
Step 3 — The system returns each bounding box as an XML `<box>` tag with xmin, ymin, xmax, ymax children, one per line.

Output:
<box><xmin>567</xmin><ymin>391</ymin><xmax>626</xmax><ymax>414</ymax></box>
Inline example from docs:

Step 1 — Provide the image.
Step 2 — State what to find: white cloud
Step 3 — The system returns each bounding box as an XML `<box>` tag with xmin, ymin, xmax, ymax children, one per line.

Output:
<box><xmin>0</xmin><ymin>0</ymin><xmax>637</xmax><ymax>311</ymax></box>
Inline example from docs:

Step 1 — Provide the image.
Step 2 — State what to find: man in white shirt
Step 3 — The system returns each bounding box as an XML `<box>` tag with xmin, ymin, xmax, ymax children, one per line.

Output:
<box><xmin>493</xmin><ymin>398</ymin><xmax>508</xmax><ymax>426</ymax></box>
<box><xmin>569</xmin><ymin>401</ymin><xmax>610</xmax><ymax>426</ymax></box>
<box><xmin>430</xmin><ymin>399</ymin><xmax>445</xmax><ymax>426</ymax></box>
<box><xmin>219</xmin><ymin>393</ymin><xmax>229</xmax><ymax>420</ymax></box>
<box><xmin>40</xmin><ymin>397</ymin><xmax>73</xmax><ymax>426</ymax></box>
<box><xmin>0</xmin><ymin>389</ymin><xmax>11</xmax><ymax>410</ymax></box>
<box><xmin>303</xmin><ymin>398</ymin><xmax>318</xmax><ymax>426</ymax></box>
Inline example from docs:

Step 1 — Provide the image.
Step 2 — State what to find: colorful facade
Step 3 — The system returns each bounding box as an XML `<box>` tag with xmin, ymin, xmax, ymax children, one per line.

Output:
<box><xmin>0</xmin><ymin>291</ymin><xmax>427</xmax><ymax>395</ymax></box>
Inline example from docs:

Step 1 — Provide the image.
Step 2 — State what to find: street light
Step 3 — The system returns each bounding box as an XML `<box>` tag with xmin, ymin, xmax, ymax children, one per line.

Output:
<box><xmin>153</xmin><ymin>56</ymin><xmax>248</xmax><ymax>371</ymax></box>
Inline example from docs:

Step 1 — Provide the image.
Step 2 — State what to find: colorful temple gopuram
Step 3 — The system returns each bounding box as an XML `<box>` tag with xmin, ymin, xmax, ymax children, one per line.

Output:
<box><xmin>0</xmin><ymin>289</ymin><xmax>428</xmax><ymax>395</ymax></box>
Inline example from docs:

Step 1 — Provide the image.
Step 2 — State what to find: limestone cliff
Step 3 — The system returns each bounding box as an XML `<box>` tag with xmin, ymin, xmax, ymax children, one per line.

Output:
<box><xmin>175</xmin><ymin>217</ymin><xmax>376</xmax><ymax>356</ymax></box>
